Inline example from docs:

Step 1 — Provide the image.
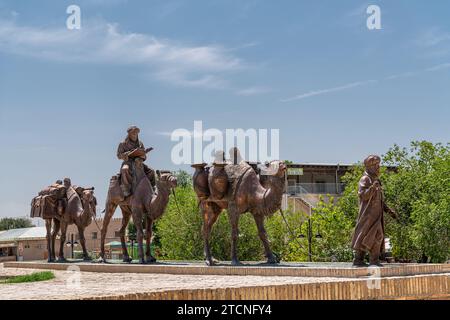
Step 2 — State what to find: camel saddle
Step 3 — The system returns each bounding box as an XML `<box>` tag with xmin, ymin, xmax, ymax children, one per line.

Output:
<box><xmin>224</xmin><ymin>162</ymin><xmax>254</xmax><ymax>200</ymax></box>
<box><xmin>109</xmin><ymin>174</ymin><xmax>125</xmax><ymax>201</ymax></box>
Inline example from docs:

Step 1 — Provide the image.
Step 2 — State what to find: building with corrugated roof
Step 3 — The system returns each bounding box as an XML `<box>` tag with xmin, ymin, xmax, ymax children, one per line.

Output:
<box><xmin>0</xmin><ymin>227</ymin><xmax>47</xmax><ymax>262</ymax></box>
<box><xmin>0</xmin><ymin>218</ymin><xmax>123</xmax><ymax>261</ymax></box>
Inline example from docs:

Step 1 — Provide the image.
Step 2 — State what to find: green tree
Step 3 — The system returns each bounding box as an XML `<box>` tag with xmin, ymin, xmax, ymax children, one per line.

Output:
<box><xmin>157</xmin><ymin>184</ymin><xmax>269</xmax><ymax>261</ymax></box>
<box><xmin>156</xmin><ymin>185</ymin><xmax>204</xmax><ymax>260</ymax></box>
<box><xmin>265</xmin><ymin>206</ymin><xmax>309</xmax><ymax>261</ymax></box>
<box><xmin>0</xmin><ymin>217</ymin><xmax>34</xmax><ymax>231</ymax></box>
<box><xmin>174</xmin><ymin>170</ymin><xmax>193</xmax><ymax>188</ymax></box>
<box><xmin>383</xmin><ymin>141</ymin><xmax>450</xmax><ymax>262</ymax></box>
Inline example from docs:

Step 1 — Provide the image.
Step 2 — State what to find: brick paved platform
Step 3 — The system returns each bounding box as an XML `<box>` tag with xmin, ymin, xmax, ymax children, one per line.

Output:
<box><xmin>4</xmin><ymin>260</ymin><xmax>450</xmax><ymax>278</ymax></box>
<box><xmin>2</xmin><ymin>261</ymin><xmax>449</xmax><ymax>300</ymax></box>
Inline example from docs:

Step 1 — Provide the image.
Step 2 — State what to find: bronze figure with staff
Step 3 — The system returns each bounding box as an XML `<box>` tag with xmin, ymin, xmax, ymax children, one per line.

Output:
<box><xmin>351</xmin><ymin>155</ymin><xmax>398</xmax><ymax>267</ymax></box>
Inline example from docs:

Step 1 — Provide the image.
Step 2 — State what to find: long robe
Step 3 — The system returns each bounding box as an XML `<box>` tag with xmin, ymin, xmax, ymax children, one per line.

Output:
<box><xmin>351</xmin><ymin>172</ymin><xmax>388</xmax><ymax>253</ymax></box>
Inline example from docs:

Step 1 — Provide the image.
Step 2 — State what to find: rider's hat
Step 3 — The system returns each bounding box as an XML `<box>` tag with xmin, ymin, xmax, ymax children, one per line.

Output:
<box><xmin>127</xmin><ymin>125</ymin><xmax>140</xmax><ymax>134</ymax></box>
<box><xmin>363</xmin><ymin>155</ymin><xmax>381</xmax><ymax>168</ymax></box>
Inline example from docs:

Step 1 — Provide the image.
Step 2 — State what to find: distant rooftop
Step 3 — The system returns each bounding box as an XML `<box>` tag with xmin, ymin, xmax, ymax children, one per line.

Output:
<box><xmin>288</xmin><ymin>163</ymin><xmax>354</xmax><ymax>167</ymax></box>
<box><xmin>0</xmin><ymin>227</ymin><xmax>47</xmax><ymax>242</ymax></box>
<box><xmin>288</xmin><ymin>162</ymin><xmax>396</xmax><ymax>169</ymax></box>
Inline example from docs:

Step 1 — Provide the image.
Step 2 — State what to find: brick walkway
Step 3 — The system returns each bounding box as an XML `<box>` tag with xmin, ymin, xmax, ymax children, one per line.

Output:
<box><xmin>2</xmin><ymin>263</ymin><xmax>448</xmax><ymax>300</ymax></box>
<box><xmin>0</xmin><ymin>263</ymin><xmax>348</xmax><ymax>300</ymax></box>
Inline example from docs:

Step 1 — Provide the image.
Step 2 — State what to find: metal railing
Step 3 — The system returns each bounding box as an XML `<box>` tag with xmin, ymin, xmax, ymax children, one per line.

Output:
<box><xmin>287</xmin><ymin>183</ymin><xmax>346</xmax><ymax>195</ymax></box>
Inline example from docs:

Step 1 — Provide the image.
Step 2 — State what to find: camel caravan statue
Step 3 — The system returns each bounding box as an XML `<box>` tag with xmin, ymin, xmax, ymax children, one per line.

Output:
<box><xmin>30</xmin><ymin>178</ymin><xmax>97</xmax><ymax>262</ymax></box>
<box><xmin>192</xmin><ymin>148</ymin><xmax>287</xmax><ymax>266</ymax></box>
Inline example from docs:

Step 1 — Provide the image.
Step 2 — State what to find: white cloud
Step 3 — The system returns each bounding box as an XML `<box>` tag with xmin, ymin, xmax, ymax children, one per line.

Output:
<box><xmin>415</xmin><ymin>27</ymin><xmax>450</xmax><ymax>58</ymax></box>
<box><xmin>425</xmin><ymin>62</ymin><xmax>450</xmax><ymax>72</ymax></box>
<box><xmin>281</xmin><ymin>80</ymin><xmax>377</xmax><ymax>102</ymax></box>
<box><xmin>281</xmin><ymin>61</ymin><xmax>450</xmax><ymax>103</ymax></box>
<box><xmin>0</xmin><ymin>19</ymin><xmax>242</xmax><ymax>89</ymax></box>
<box><xmin>236</xmin><ymin>86</ymin><xmax>271</xmax><ymax>96</ymax></box>
<box><xmin>385</xmin><ymin>71</ymin><xmax>417</xmax><ymax>80</ymax></box>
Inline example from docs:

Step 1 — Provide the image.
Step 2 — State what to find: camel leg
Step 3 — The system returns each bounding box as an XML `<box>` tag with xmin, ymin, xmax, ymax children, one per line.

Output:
<box><xmin>51</xmin><ymin>219</ymin><xmax>60</xmax><ymax>262</ymax></box>
<box><xmin>45</xmin><ymin>219</ymin><xmax>53</xmax><ymax>263</ymax></box>
<box><xmin>228</xmin><ymin>202</ymin><xmax>241</xmax><ymax>266</ymax></box>
<box><xmin>132</xmin><ymin>207</ymin><xmax>145</xmax><ymax>264</ymax></box>
<box><xmin>78</xmin><ymin>226</ymin><xmax>90</xmax><ymax>261</ymax></box>
<box><xmin>145</xmin><ymin>218</ymin><xmax>156</xmax><ymax>263</ymax></box>
<box><xmin>118</xmin><ymin>205</ymin><xmax>132</xmax><ymax>263</ymax></box>
<box><xmin>202</xmin><ymin>203</ymin><xmax>220</xmax><ymax>266</ymax></box>
<box><xmin>58</xmin><ymin>222</ymin><xmax>68</xmax><ymax>262</ymax></box>
<box><xmin>253</xmin><ymin>214</ymin><xmax>278</xmax><ymax>264</ymax></box>
<box><xmin>99</xmin><ymin>199</ymin><xmax>118</xmax><ymax>263</ymax></box>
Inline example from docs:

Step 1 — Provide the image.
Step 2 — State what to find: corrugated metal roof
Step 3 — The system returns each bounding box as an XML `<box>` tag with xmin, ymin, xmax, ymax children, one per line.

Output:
<box><xmin>0</xmin><ymin>227</ymin><xmax>47</xmax><ymax>242</ymax></box>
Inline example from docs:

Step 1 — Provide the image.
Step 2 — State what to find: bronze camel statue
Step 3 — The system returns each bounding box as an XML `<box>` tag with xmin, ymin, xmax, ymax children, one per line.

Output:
<box><xmin>47</xmin><ymin>188</ymin><xmax>96</xmax><ymax>262</ymax></box>
<box><xmin>193</xmin><ymin>160</ymin><xmax>287</xmax><ymax>266</ymax></box>
<box><xmin>99</xmin><ymin>158</ymin><xmax>177</xmax><ymax>264</ymax></box>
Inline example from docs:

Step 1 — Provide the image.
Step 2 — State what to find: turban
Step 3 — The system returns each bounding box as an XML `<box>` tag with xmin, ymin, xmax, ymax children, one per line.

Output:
<box><xmin>127</xmin><ymin>125</ymin><xmax>140</xmax><ymax>134</ymax></box>
<box><xmin>364</xmin><ymin>155</ymin><xmax>381</xmax><ymax>168</ymax></box>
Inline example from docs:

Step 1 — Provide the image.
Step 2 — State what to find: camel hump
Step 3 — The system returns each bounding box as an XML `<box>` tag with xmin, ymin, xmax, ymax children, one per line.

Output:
<box><xmin>208</xmin><ymin>163</ymin><xmax>229</xmax><ymax>200</ymax></box>
<box><xmin>192</xmin><ymin>163</ymin><xmax>210</xmax><ymax>200</ymax></box>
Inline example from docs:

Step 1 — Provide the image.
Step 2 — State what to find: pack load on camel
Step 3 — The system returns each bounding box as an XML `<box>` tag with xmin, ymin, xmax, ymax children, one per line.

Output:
<box><xmin>30</xmin><ymin>178</ymin><xmax>96</xmax><ymax>219</ymax></box>
<box><xmin>30</xmin><ymin>181</ymin><xmax>67</xmax><ymax>219</ymax></box>
<box><xmin>192</xmin><ymin>149</ymin><xmax>263</xmax><ymax>203</ymax></box>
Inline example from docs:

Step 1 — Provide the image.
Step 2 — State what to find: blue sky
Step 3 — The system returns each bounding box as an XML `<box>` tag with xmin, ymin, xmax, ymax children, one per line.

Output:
<box><xmin>0</xmin><ymin>0</ymin><xmax>449</xmax><ymax>218</ymax></box>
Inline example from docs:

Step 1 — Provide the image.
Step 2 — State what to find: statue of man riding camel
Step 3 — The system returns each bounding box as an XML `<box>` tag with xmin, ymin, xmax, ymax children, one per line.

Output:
<box><xmin>117</xmin><ymin>125</ymin><xmax>156</xmax><ymax>197</ymax></box>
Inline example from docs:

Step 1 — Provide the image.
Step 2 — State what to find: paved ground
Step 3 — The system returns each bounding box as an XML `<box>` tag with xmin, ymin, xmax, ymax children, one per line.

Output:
<box><xmin>0</xmin><ymin>263</ymin><xmax>351</xmax><ymax>300</ymax></box>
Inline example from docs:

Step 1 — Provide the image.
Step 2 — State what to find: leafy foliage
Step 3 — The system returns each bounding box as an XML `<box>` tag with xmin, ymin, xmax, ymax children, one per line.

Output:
<box><xmin>0</xmin><ymin>217</ymin><xmax>34</xmax><ymax>231</ymax></box>
<box><xmin>383</xmin><ymin>141</ymin><xmax>450</xmax><ymax>262</ymax></box>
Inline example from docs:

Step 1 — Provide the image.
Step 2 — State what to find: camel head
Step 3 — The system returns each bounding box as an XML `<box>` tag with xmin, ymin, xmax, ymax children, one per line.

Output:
<box><xmin>260</xmin><ymin>160</ymin><xmax>287</xmax><ymax>178</ymax></box>
<box><xmin>259</xmin><ymin>160</ymin><xmax>287</xmax><ymax>191</ymax></box>
<box><xmin>81</xmin><ymin>189</ymin><xmax>97</xmax><ymax>217</ymax></box>
<box><xmin>156</xmin><ymin>170</ymin><xmax>178</xmax><ymax>190</ymax></box>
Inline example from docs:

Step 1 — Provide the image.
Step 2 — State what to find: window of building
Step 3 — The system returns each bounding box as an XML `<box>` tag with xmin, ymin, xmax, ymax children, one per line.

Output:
<box><xmin>114</xmin><ymin>231</ymin><xmax>121</xmax><ymax>238</ymax></box>
<box><xmin>92</xmin><ymin>232</ymin><xmax>98</xmax><ymax>240</ymax></box>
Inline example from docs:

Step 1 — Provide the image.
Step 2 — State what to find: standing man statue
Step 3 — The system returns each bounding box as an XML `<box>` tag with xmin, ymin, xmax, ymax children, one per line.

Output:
<box><xmin>117</xmin><ymin>126</ymin><xmax>155</xmax><ymax>197</ymax></box>
<box><xmin>351</xmin><ymin>155</ymin><xmax>398</xmax><ymax>267</ymax></box>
